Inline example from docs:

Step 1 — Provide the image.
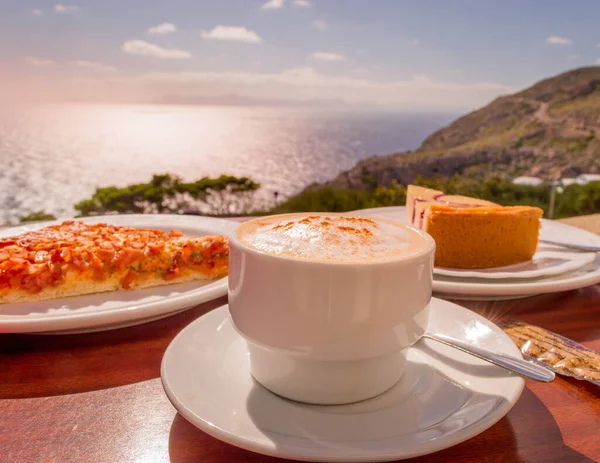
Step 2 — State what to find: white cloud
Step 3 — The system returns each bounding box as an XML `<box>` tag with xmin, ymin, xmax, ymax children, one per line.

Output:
<box><xmin>260</xmin><ymin>0</ymin><xmax>310</xmax><ymax>10</ymax></box>
<box><xmin>201</xmin><ymin>26</ymin><xmax>262</xmax><ymax>43</ymax></box>
<box><xmin>72</xmin><ymin>60</ymin><xmax>118</xmax><ymax>73</ymax></box>
<box><xmin>313</xmin><ymin>20</ymin><xmax>327</xmax><ymax>31</ymax></box>
<box><xmin>126</xmin><ymin>67</ymin><xmax>514</xmax><ymax>110</ymax></box>
<box><xmin>411</xmin><ymin>38</ymin><xmax>419</xmax><ymax>45</ymax></box>
<box><xmin>147</xmin><ymin>22</ymin><xmax>177</xmax><ymax>35</ymax></box>
<box><xmin>261</xmin><ymin>0</ymin><xmax>284</xmax><ymax>9</ymax></box>
<box><xmin>546</xmin><ymin>35</ymin><xmax>572</xmax><ymax>45</ymax></box>
<box><xmin>567</xmin><ymin>54</ymin><xmax>580</xmax><ymax>61</ymax></box>
<box><xmin>24</xmin><ymin>56</ymin><xmax>54</xmax><ymax>67</ymax></box>
<box><xmin>32</xmin><ymin>9</ymin><xmax>43</xmax><ymax>15</ymax></box>
<box><xmin>597</xmin><ymin>58</ymin><xmax>600</xmax><ymax>65</ymax></box>
<box><xmin>122</xmin><ymin>40</ymin><xmax>191</xmax><ymax>59</ymax></box>
<box><xmin>312</xmin><ymin>51</ymin><xmax>345</xmax><ymax>61</ymax></box>
<box><xmin>54</xmin><ymin>4</ymin><xmax>79</xmax><ymax>13</ymax></box>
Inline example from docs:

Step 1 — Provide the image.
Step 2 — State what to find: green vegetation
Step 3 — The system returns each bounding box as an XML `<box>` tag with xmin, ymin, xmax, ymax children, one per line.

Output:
<box><xmin>270</xmin><ymin>181</ymin><xmax>407</xmax><ymax>214</ymax></box>
<box><xmin>419</xmin><ymin>97</ymin><xmax>538</xmax><ymax>152</ymax></box>
<box><xmin>555</xmin><ymin>181</ymin><xmax>600</xmax><ymax>218</ymax></box>
<box><xmin>74</xmin><ymin>174</ymin><xmax>260</xmax><ymax>217</ymax></box>
<box><xmin>14</xmin><ymin>175</ymin><xmax>600</xmax><ymax>224</ymax></box>
<box><xmin>447</xmin><ymin>122</ymin><xmax>535</xmax><ymax>154</ymax></box>
<box><xmin>269</xmin><ymin>176</ymin><xmax>600</xmax><ymax>219</ymax></box>
<box><xmin>19</xmin><ymin>211</ymin><xmax>57</xmax><ymax>223</ymax></box>
<box><xmin>548</xmin><ymin>134</ymin><xmax>596</xmax><ymax>153</ymax></box>
<box><xmin>270</xmin><ymin>175</ymin><xmax>553</xmax><ymax>216</ymax></box>
<box><xmin>548</xmin><ymin>90</ymin><xmax>600</xmax><ymax>122</ymax></box>
<box><xmin>513</xmin><ymin>129</ymin><xmax>546</xmax><ymax>148</ymax></box>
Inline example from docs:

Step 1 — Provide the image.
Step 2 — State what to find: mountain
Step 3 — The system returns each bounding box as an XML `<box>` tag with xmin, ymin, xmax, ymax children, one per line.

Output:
<box><xmin>330</xmin><ymin>67</ymin><xmax>600</xmax><ymax>189</ymax></box>
<box><xmin>155</xmin><ymin>93</ymin><xmax>350</xmax><ymax>108</ymax></box>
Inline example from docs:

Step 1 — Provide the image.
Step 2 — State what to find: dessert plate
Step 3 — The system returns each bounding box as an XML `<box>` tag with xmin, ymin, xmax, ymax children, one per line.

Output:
<box><xmin>0</xmin><ymin>214</ymin><xmax>236</xmax><ymax>334</ymax></box>
<box><xmin>161</xmin><ymin>300</ymin><xmax>525</xmax><ymax>462</ymax></box>
<box><xmin>434</xmin><ymin>246</ymin><xmax>595</xmax><ymax>280</ymax></box>
<box><xmin>353</xmin><ymin>206</ymin><xmax>596</xmax><ymax>280</ymax></box>
<box><xmin>353</xmin><ymin>207</ymin><xmax>600</xmax><ymax>300</ymax></box>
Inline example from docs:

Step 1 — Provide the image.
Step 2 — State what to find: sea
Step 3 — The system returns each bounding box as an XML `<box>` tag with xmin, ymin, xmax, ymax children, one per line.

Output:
<box><xmin>0</xmin><ymin>104</ymin><xmax>457</xmax><ymax>222</ymax></box>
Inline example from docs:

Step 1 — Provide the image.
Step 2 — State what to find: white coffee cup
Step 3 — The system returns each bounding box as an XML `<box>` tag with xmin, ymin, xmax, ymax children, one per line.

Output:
<box><xmin>228</xmin><ymin>212</ymin><xmax>435</xmax><ymax>404</ymax></box>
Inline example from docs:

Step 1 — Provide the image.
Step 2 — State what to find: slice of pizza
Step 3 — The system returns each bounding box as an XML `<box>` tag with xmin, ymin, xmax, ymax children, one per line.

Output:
<box><xmin>0</xmin><ymin>220</ymin><xmax>229</xmax><ymax>304</ymax></box>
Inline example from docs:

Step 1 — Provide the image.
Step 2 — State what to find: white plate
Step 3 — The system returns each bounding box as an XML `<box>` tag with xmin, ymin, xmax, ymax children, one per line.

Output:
<box><xmin>161</xmin><ymin>300</ymin><xmax>525</xmax><ymax>462</ymax></box>
<box><xmin>434</xmin><ymin>245</ymin><xmax>595</xmax><ymax>280</ymax></box>
<box><xmin>353</xmin><ymin>206</ymin><xmax>596</xmax><ymax>279</ymax></box>
<box><xmin>0</xmin><ymin>214</ymin><xmax>237</xmax><ymax>334</ymax></box>
<box><xmin>353</xmin><ymin>207</ymin><xmax>600</xmax><ymax>300</ymax></box>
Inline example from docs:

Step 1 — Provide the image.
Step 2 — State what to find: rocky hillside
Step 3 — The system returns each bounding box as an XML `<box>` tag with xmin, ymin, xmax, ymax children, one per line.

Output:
<box><xmin>330</xmin><ymin>67</ymin><xmax>600</xmax><ymax>189</ymax></box>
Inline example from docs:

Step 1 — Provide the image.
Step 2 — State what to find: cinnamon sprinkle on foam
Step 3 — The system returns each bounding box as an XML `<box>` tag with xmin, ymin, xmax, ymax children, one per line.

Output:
<box><xmin>240</xmin><ymin>214</ymin><xmax>427</xmax><ymax>262</ymax></box>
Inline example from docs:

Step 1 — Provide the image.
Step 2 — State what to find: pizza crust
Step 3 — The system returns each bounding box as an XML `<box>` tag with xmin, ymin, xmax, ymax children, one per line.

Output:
<box><xmin>0</xmin><ymin>267</ymin><xmax>226</xmax><ymax>304</ymax></box>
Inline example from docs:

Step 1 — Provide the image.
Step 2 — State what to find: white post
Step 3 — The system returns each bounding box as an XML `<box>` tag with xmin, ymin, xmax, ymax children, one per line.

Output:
<box><xmin>548</xmin><ymin>183</ymin><xmax>557</xmax><ymax>220</ymax></box>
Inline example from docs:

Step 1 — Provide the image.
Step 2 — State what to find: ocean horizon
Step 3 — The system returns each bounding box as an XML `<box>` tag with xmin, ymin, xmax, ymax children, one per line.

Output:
<box><xmin>0</xmin><ymin>103</ymin><xmax>457</xmax><ymax>222</ymax></box>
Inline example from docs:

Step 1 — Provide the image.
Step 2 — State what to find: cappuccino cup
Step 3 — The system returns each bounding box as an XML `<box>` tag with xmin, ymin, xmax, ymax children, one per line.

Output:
<box><xmin>228</xmin><ymin>213</ymin><xmax>435</xmax><ymax>404</ymax></box>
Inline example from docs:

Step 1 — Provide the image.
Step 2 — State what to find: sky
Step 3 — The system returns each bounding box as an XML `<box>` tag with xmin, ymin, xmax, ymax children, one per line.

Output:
<box><xmin>1</xmin><ymin>0</ymin><xmax>600</xmax><ymax>111</ymax></box>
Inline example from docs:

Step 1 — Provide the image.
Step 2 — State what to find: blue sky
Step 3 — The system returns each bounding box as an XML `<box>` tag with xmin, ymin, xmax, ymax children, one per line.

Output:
<box><xmin>1</xmin><ymin>0</ymin><xmax>599</xmax><ymax>110</ymax></box>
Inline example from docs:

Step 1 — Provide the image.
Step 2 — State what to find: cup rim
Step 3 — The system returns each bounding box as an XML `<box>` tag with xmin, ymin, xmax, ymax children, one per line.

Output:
<box><xmin>231</xmin><ymin>212</ymin><xmax>436</xmax><ymax>267</ymax></box>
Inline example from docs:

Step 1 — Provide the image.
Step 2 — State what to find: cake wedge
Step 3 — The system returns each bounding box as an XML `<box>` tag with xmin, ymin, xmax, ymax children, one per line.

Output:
<box><xmin>406</xmin><ymin>185</ymin><xmax>543</xmax><ymax>269</ymax></box>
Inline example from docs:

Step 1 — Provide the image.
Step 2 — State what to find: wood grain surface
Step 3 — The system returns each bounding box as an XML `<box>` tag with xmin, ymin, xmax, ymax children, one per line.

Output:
<box><xmin>1</xmin><ymin>235</ymin><xmax>600</xmax><ymax>462</ymax></box>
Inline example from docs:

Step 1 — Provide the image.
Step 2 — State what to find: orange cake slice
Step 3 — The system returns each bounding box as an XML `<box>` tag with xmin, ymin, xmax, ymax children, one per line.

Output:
<box><xmin>405</xmin><ymin>185</ymin><xmax>543</xmax><ymax>269</ymax></box>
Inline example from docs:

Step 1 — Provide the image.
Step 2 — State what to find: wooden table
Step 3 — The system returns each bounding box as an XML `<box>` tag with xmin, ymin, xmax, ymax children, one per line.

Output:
<box><xmin>2</xmin><ymin>234</ymin><xmax>600</xmax><ymax>462</ymax></box>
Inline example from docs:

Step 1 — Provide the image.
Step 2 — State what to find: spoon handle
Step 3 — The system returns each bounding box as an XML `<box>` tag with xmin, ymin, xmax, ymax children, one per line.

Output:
<box><xmin>423</xmin><ymin>333</ymin><xmax>555</xmax><ymax>382</ymax></box>
<box><xmin>539</xmin><ymin>239</ymin><xmax>600</xmax><ymax>252</ymax></box>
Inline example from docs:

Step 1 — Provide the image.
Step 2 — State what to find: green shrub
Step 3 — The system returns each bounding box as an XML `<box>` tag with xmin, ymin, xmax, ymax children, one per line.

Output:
<box><xmin>270</xmin><ymin>187</ymin><xmax>375</xmax><ymax>214</ymax></box>
<box><xmin>19</xmin><ymin>211</ymin><xmax>57</xmax><ymax>223</ymax></box>
<box><xmin>268</xmin><ymin>181</ymin><xmax>407</xmax><ymax>215</ymax></box>
<box><xmin>68</xmin><ymin>172</ymin><xmax>600</xmax><ymax>220</ymax></box>
<box><xmin>555</xmin><ymin>181</ymin><xmax>600</xmax><ymax>218</ymax></box>
<box><xmin>74</xmin><ymin>174</ymin><xmax>260</xmax><ymax>217</ymax></box>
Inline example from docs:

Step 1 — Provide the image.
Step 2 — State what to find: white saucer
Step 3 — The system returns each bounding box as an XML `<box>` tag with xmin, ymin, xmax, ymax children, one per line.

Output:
<box><xmin>0</xmin><ymin>214</ymin><xmax>236</xmax><ymax>334</ymax></box>
<box><xmin>161</xmin><ymin>300</ymin><xmax>525</xmax><ymax>462</ymax></box>
<box><xmin>353</xmin><ymin>206</ymin><xmax>600</xmax><ymax>300</ymax></box>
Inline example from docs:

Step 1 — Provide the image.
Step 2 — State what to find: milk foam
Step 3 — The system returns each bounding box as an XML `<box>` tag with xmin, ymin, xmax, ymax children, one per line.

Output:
<box><xmin>238</xmin><ymin>214</ymin><xmax>429</xmax><ymax>262</ymax></box>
